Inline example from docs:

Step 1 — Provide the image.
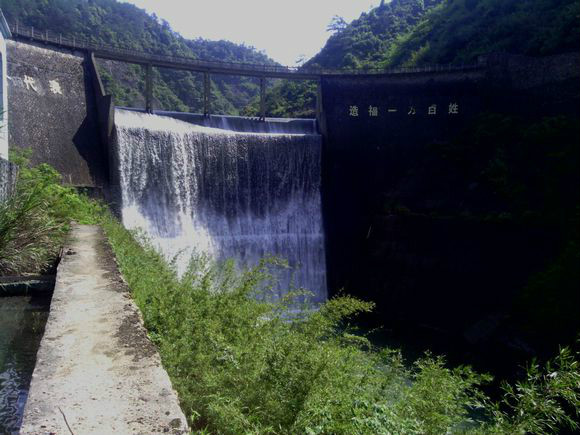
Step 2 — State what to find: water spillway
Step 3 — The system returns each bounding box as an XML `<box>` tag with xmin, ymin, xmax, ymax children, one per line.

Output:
<box><xmin>114</xmin><ymin>109</ymin><xmax>327</xmax><ymax>302</ymax></box>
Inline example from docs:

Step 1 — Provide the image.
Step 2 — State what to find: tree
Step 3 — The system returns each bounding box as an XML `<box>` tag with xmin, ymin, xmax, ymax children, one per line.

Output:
<box><xmin>326</xmin><ymin>15</ymin><xmax>347</xmax><ymax>33</ymax></box>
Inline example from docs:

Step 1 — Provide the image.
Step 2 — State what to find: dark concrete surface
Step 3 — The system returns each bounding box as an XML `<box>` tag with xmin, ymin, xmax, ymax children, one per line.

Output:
<box><xmin>7</xmin><ymin>40</ymin><xmax>107</xmax><ymax>187</ymax></box>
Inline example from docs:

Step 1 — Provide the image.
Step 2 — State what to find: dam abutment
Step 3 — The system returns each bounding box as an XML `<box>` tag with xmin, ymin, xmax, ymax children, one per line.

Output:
<box><xmin>7</xmin><ymin>40</ymin><xmax>109</xmax><ymax>188</ymax></box>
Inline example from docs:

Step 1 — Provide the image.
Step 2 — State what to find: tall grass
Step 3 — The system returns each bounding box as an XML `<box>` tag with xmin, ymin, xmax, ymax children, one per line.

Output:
<box><xmin>0</xmin><ymin>181</ymin><xmax>65</xmax><ymax>274</ymax></box>
<box><xmin>0</xmin><ymin>150</ymin><xmax>104</xmax><ymax>275</ymax></box>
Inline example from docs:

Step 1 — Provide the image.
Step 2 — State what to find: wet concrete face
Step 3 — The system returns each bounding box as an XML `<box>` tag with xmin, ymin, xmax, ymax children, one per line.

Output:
<box><xmin>0</xmin><ymin>157</ymin><xmax>17</xmax><ymax>202</ymax></box>
<box><xmin>7</xmin><ymin>40</ymin><xmax>107</xmax><ymax>187</ymax></box>
<box><xmin>0</xmin><ymin>33</ymin><xmax>8</xmax><ymax>160</ymax></box>
<box><xmin>20</xmin><ymin>225</ymin><xmax>188</xmax><ymax>435</ymax></box>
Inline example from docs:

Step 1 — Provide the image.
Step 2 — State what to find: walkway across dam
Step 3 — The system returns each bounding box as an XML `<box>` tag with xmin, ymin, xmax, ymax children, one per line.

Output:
<box><xmin>20</xmin><ymin>225</ymin><xmax>188</xmax><ymax>435</ymax></box>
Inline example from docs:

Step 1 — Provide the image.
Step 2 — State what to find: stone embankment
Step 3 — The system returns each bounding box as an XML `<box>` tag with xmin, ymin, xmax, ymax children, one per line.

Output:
<box><xmin>20</xmin><ymin>225</ymin><xmax>188</xmax><ymax>435</ymax></box>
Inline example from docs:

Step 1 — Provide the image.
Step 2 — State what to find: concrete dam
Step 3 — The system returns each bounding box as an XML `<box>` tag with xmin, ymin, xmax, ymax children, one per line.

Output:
<box><xmin>6</xmin><ymin>37</ymin><xmax>580</xmax><ymax>317</ymax></box>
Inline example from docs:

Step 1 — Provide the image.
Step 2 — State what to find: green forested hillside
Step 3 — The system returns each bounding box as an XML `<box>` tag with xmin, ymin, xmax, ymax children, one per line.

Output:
<box><xmin>2</xmin><ymin>0</ymin><xmax>578</xmax><ymax>117</ymax></box>
<box><xmin>245</xmin><ymin>0</ymin><xmax>580</xmax><ymax>118</ymax></box>
<box><xmin>382</xmin><ymin>0</ymin><xmax>580</xmax><ymax>67</ymax></box>
<box><xmin>309</xmin><ymin>0</ymin><xmax>443</xmax><ymax>70</ymax></box>
<box><xmin>0</xmin><ymin>0</ymin><xmax>278</xmax><ymax>114</ymax></box>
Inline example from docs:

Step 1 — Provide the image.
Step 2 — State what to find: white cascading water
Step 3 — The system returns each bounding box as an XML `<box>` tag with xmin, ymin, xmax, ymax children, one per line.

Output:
<box><xmin>114</xmin><ymin>109</ymin><xmax>327</xmax><ymax>302</ymax></box>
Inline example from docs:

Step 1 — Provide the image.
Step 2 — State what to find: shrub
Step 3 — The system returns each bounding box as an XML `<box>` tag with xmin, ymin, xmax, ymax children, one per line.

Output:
<box><xmin>102</xmin><ymin>215</ymin><xmax>580</xmax><ymax>435</ymax></box>
<box><xmin>0</xmin><ymin>150</ymin><xmax>105</xmax><ymax>275</ymax></box>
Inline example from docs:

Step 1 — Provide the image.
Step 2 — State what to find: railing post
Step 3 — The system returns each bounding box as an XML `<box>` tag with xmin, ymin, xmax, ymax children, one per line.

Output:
<box><xmin>203</xmin><ymin>71</ymin><xmax>211</xmax><ymax>117</ymax></box>
<box><xmin>259</xmin><ymin>76</ymin><xmax>266</xmax><ymax>121</ymax></box>
<box><xmin>31</xmin><ymin>26</ymin><xmax>34</xmax><ymax>40</ymax></box>
<box><xmin>72</xmin><ymin>36</ymin><xmax>75</xmax><ymax>48</ymax></box>
<box><xmin>145</xmin><ymin>63</ymin><xmax>153</xmax><ymax>113</ymax></box>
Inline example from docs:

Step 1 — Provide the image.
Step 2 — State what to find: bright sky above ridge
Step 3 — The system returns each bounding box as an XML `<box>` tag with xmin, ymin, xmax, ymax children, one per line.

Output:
<box><xmin>120</xmin><ymin>0</ymin><xmax>379</xmax><ymax>66</ymax></box>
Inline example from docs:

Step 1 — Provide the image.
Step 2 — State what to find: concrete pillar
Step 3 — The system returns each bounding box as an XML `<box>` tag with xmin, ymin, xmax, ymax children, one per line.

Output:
<box><xmin>0</xmin><ymin>12</ymin><xmax>11</xmax><ymax>160</ymax></box>
<box><xmin>204</xmin><ymin>71</ymin><xmax>210</xmax><ymax>117</ymax></box>
<box><xmin>260</xmin><ymin>76</ymin><xmax>266</xmax><ymax>121</ymax></box>
<box><xmin>145</xmin><ymin>63</ymin><xmax>153</xmax><ymax>113</ymax></box>
<box><xmin>316</xmin><ymin>79</ymin><xmax>323</xmax><ymax>133</ymax></box>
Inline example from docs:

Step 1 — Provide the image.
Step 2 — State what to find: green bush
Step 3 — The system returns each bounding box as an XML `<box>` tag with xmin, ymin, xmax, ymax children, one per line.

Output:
<box><xmin>102</xmin><ymin>215</ymin><xmax>580</xmax><ymax>435</ymax></box>
<box><xmin>0</xmin><ymin>151</ymin><xmax>105</xmax><ymax>274</ymax></box>
<box><xmin>0</xmin><ymin>178</ymin><xmax>64</xmax><ymax>274</ymax></box>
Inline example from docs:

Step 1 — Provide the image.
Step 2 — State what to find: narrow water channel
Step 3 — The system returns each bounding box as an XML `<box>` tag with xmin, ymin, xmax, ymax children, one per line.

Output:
<box><xmin>0</xmin><ymin>295</ymin><xmax>51</xmax><ymax>435</ymax></box>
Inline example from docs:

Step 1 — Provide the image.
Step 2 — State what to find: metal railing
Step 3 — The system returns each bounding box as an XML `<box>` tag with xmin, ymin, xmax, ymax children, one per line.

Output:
<box><xmin>9</xmin><ymin>22</ymin><xmax>483</xmax><ymax>78</ymax></box>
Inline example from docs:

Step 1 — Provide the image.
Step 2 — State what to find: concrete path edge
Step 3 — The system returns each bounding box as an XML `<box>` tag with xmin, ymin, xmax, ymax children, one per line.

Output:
<box><xmin>20</xmin><ymin>225</ymin><xmax>189</xmax><ymax>435</ymax></box>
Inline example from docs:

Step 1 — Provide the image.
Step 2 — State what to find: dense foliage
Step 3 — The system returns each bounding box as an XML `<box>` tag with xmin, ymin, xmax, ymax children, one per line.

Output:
<box><xmin>0</xmin><ymin>151</ymin><xmax>103</xmax><ymax>275</ymax></box>
<box><xmin>309</xmin><ymin>0</ymin><xmax>442</xmax><ymax>70</ymax></box>
<box><xmin>0</xmin><ymin>0</ymin><xmax>278</xmax><ymax>114</ymax></box>
<box><xmin>383</xmin><ymin>0</ymin><xmax>580</xmax><ymax>68</ymax></box>
<box><xmin>307</xmin><ymin>0</ymin><xmax>580</xmax><ymax>72</ymax></box>
<box><xmin>104</xmin><ymin>216</ymin><xmax>580</xmax><ymax>435</ymax></box>
<box><xmin>245</xmin><ymin>0</ymin><xmax>580</xmax><ymax>118</ymax></box>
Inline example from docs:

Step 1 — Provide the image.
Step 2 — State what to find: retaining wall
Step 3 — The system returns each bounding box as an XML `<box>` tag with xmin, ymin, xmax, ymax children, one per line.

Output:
<box><xmin>7</xmin><ymin>40</ymin><xmax>107</xmax><ymax>187</ymax></box>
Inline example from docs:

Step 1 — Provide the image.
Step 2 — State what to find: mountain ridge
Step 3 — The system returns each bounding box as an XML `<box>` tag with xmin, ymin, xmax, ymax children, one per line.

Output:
<box><xmin>0</xmin><ymin>0</ymin><xmax>279</xmax><ymax>114</ymax></box>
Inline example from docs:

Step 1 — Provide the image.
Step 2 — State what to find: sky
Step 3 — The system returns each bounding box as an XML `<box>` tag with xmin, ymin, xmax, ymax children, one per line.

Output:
<box><xmin>119</xmin><ymin>0</ymin><xmax>379</xmax><ymax>66</ymax></box>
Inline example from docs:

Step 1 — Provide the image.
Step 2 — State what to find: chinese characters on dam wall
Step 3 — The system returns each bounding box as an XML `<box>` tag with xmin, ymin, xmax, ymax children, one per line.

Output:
<box><xmin>321</xmin><ymin>70</ymin><xmax>484</xmax><ymax>305</ymax></box>
<box><xmin>22</xmin><ymin>75</ymin><xmax>64</xmax><ymax>95</ymax></box>
<box><xmin>347</xmin><ymin>102</ymin><xmax>460</xmax><ymax>118</ymax></box>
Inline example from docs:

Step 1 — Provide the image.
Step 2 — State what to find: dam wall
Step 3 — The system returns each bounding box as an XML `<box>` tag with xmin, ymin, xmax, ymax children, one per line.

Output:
<box><xmin>0</xmin><ymin>157</ymin><xmax>17</xmax><ymax>202</ymax></box>
<box><xmin>7</xmin><ymin>40</ymin><xmax>107</xmax><ymax>187</ymax></box>
<box><xmin>320</xmin><ymin>52</ymin><xmax>580</xmax><ymax>333</ymax></box>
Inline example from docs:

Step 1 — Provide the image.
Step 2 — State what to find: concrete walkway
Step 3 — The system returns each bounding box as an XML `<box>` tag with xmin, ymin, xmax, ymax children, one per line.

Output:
<box><xmin>20</xmin><ymin>225</ymin><xmax>189</xmax><ymax>435</ymax></box>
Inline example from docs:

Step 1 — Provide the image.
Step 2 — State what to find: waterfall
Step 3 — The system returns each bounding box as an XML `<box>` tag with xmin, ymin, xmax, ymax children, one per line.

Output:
<box><xmin>114</xmin><ymin>109</ymin><xmax>327</xmax><ymax>302</ymax></box>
